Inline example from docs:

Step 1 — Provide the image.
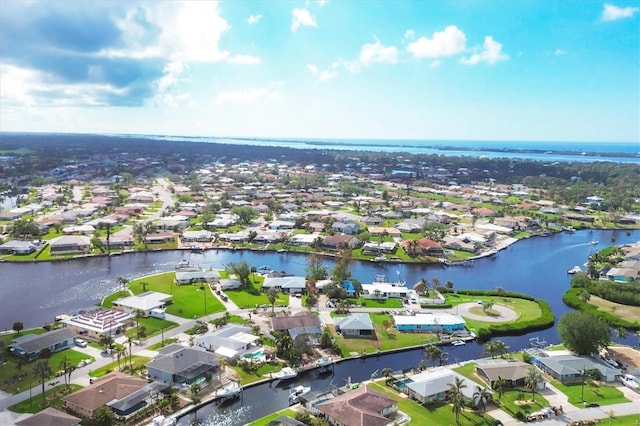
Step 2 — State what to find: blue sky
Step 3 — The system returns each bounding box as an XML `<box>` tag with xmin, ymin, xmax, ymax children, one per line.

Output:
<box><xmin>0</xmin><ymin>1</ymin><xmax>638</xmax><ymax>143</ymax></box>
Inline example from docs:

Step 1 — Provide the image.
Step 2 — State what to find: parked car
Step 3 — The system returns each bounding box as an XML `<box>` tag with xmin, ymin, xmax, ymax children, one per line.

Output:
<box><xmin>75</xmin><ymin>338</ymin><xmax>87</xmax><ymax>348</ymax></box>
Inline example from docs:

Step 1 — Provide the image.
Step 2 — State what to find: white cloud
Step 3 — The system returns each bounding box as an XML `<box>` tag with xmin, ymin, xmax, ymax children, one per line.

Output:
<box><xmin>307</xmin><ymin>64</ymin><xmax>318</xmax><ymax>75</ymax></box>
<box><xmin>248</xmin><ymin>14</ymin><xmax>262</xmax><ymax>24</ymax></box>
<box><xmin>554</xmin><ymin>49</ymin><xmax>567</xmax><ymax>56</ymax></box>
<box><xmin>169</xmin><ymin>2</ymin><xmax>231</xmax><ymax>62</ymax></box>
<box><xmin>601</xmin><ymin>3</ymin><xmax>639</xmax><ymax>21</ymax></box>
<box><xmin>320</xmin><ymin>70</ymin><xmax>337</xmax><ymax>80</ymax></box>
<box><xmin>318</xmin><ymin>0</ymin><xmax>328</xmax><ymax>6</ymax></box>
<box><xmin>430</xmin><ymin>60</ymin><xmax>442</xmax><ymax>69</ymax></box>
<box><xmin>407</xmin><ymin>25</ymin><xmax>466</xmax><ymax>59</ymax></box>
<box><xmin>291</xmin><ymin>8</ymin><xmax>317</xmax><ymax>32</ymax></box>
<box><xmin>359</xmin><ymin>39</ymin><xmax>398</xmax><ymax>65</ymax></box>
<box><xmin>404</xmin><ymin>29</ymin><xmax>415</xmax><ymax>40</ymax></box>
<box><xmin>228</xmin><ymin>54</ymin><xmax>261</xmax><ymax>64</ymax></box>
<box><xmin>460</xmin><ymin>36</ymin><xmax>508</xmax><ymax>65</ymax></box>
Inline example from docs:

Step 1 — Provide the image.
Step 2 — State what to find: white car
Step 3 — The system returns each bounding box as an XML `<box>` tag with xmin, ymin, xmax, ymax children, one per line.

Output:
<box><xmin>619</xmin><ymin>374</ymin><xmax>639</xmax><ymax>390</ymax></box>
<box><xmin>75</xmin><ymin>338</ymin><xmax>88</xmax><ymax>348</ymax></box>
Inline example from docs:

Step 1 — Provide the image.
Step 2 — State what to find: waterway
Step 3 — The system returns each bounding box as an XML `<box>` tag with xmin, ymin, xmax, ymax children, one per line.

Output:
<box><xmin>0</xmin><ymin>229</ymin><xmax>638</xmax><ymax>425</ymax></box>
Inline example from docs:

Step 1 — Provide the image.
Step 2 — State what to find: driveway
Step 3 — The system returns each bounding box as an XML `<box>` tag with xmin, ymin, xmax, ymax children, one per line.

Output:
<box><xmin>455</xmin><ymin>302</ymin><xmax>518</xmax><ymax>322</ymax></box>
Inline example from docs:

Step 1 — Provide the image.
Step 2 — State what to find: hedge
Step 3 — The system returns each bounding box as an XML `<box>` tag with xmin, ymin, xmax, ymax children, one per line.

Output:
<box><xmin>456</xmin><ymin>289</ymin><xmax>535</xmax><ymax>301</ymax></box>
<box><xmin>474</xmin><ymin>299</ymin><xmax>555</xmax><ymax>342</ymax></box>
<box><xmin>420</xmin><ymin>303</ymin><xmax>453</xmax><ymax>309</ymax></box>
<box><xmin>563</xmin><ymin>288</ymin><xmax>640</xmax><ymax>331</ymax></box>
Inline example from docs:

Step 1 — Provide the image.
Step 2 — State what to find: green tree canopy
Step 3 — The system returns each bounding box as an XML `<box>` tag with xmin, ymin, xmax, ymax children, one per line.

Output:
<box><xmin>557</xmin><ymin>310</ymin><xmax>611</xmax><ymax>355</ymax></box>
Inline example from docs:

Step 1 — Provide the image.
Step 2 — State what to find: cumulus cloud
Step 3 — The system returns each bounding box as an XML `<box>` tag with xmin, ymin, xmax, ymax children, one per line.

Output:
<box><xmin>307</xmin><ymin>64</ymin><xmax>318</xmax><ymax>75</ymax></box>
<box><xmin>247</xmin><ymin>14</ymin><xmax>262</xmax><ymax>24</ymax></box>
<box><xmin>601</xmin><ymin>3</ymin><xmax>639</xmax><ymax>21</ymax></box>
<box><xmin>0</xmin><ymin>2</ymin><xmax>235</xmax><ymax>108</ymax></box>
<box><xmin>291</xmin><ymin>8</ymin><xmax>317</xmax><ymax>32</ymax></box>
<box><xmin>404</xmin><ymin>29</ymin><xmax>415</xmax><ymax>40</ymax></box>
<box><xmin>359</xmin><ymin>39</ymin><xmax>398</xmax><ymax>65</ymax></box>
<box><xmin>460</xmin><ymin>36</ymin><xmax>508</xmax><ymax>65</ymax></box>
<box><xmin>318</xmin><ymin>0</ymin><xmax>328</xmax><ymax>6</ymax></box>
<box><xmin>320</xmin><ymin>70</ymin><xmax>337</xmax><ymax>80</ymax></box>
<box><xmin>407</xmin><ymin>25</ymin><xmax>466</xmax><ymax>58</ymax></box>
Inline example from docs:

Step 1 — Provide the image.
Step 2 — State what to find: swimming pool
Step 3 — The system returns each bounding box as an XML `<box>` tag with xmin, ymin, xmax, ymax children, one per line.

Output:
<box><xmin>392</xmin><ymin>377</ymin><xmax>413</xmax><ymax>390</ymax></box>
<box><xmin>243</xmin><ymin>349</ymin><xmax>264</xmax><ymax>359</ymax></box>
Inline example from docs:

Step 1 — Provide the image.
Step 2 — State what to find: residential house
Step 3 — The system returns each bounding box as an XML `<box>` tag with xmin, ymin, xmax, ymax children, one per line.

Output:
<box><xmin>181</xmin><ymin>230</ymin><xmax>214</xmax><ymax>243</ymax></box>
<box><xmin>367</xmin><ymin>227</ymin><xmax>402</xmax><ymax>238</ymax></box>
<box><xmin>361</xmin><ymin>241</ymin><xmax>398</xmax><ymax>255</ymax></box>
<box><xmin>195</xmin><ymin>324</ymin><xmax>261</xmax><ymax>360</ymax></box>
<box><xmin>441</xmin><ymin>236</ymin><xmax>477</xmax><ymax>253</ymax></box>
<box><xmin>475</xmin><ymin>360</ymin><xmax>532</xmax><ymax>388</ymax></box>
<box><xmin>526</xmin><ymin>350</ymin><xmax>621</xmax><ymax>383</ymax></box>
<box><xmin>49</xmin><ymin>235</ymin><xmax>91</xmax><ymax>254</ymax></box>
<box><xmin>262</xmin><ymin>276</ymin><xmax>306</xmax><ymax>294</ymax></box>
<box><xmin>62</xmin><ymin>309</ymin><xmax>132</xmax><ymax>340</ymax></box>
<box><xmin>63</xmin><ymin>372</ymin><xmax>166</xmax><ymax>419</ymax></box>
<box><xmin>315</xmin><ymin>384</ymin><xmax>398</xmax><ymax>426</ymax></box>
<box><xmin>175</xmin><ymin>269</ymin><xmax>220</xmax><ymax>285</ymax></box>
<box><xmin>331</xmin><ymin>220</ymin><xmax>360</xmax><ymax>235</ymax></box>
<box><xmin>111</xmin><ymin>291</ymin><xmax>172</xmax><ymax>318</ymax></box>
<box><xmin>394</xmin><ymin>218</ymin><xmax>425</xmax><ymax>233</ymax></box>
<box><xmin>15</xmin><ymin>407</ymin><xmax>81</xmax><ymax>426</ymax></box>
<box><xmin>0</xmin><ymin>239</ymin><xmax>41</xmax><ymax>254</ymax></box>
<box><xmin>144</xmin><ymin>232</ymin><xmax>176</xmax><ymax>245</ymax></box>
<box><xmin>405</xmin><ymin>367</ymin><xmax>479</xmax><ymax>403</ymax></box>
<box><xmin>9</xmin><ymin>328</ymin><xmax>77</xmax><ymax>361</ymax></box>
<box><xmin>322</xmin><ymin>235</ymin><xmax>360</xmax><ymax>249</ymax></box>
<box><xmin>289</xmin><ymin>233</ymin><xmax>319</xmax><ymax>247</ymax></box>
<box><xmin>393</xmin><ymin>313</ymin><xmax>465</xmax><ymax>333</ymax></box>
<box><xmin>401</xmin><ymin>238</ymin><xmax>444</xmax><ymax>256</ymax></box>
<box><xmin>146</xmin><ymin>344</ymin><xmax>219</xmax><ymax>387</ymax></box>
<box><xmin>271</xmin><ymin>312</ymin><xmax>322</xmax><ymax>344</ymax></box>
<box><xmin>334</xmin><ymin>313</ymin><xmax>375</xmax><ymax>338</ymax></box>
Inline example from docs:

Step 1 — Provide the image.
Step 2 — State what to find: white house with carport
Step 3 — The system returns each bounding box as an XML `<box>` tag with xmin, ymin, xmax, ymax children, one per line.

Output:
<box><xmin>195</xmin><ymin>324</ymin><xmax>261</xmax><ymax>361</ymax></box>
<box><xmin>181</xmin><ymin>230</ymin><xmax>214</xmax><ymax>242</ymax></box>
<box><xmin>62</xmin><ymin>309</ymin><xmax>132</xmax><ymax>340</ymax></box>
<box><xmin>49</xmin><ymin>235</ymin><xmax>91</xmax><ymax>254</ymax></box>
<box><xmin>405</xmin><ymin>367</ymin><xmax>482</xmax><ymax>403</ymax></box>
<box><xmin>393</xmin><ymin>313</ymin><xmax>466</xmax><ymax>333</ymax></box>
<box><xmin>111</xmin><ymin>291</ymin><xmax>172</xmax><ymax>318</ymax></box>
<box><xmin>361</xmin><ymin>282</ymin><xmax>410</xmax><ymax>300</ymax></box>
<box><xmin>525</xmin><ymin>349</ymin><xmax>621</xmax><ymax>383</ymax></box>
<box><xmin>175</xmin><ymin>269</ymin><xmax>220</xmax><ymax>285</ymax></box>
<box><xmin>262</xmin><ymin>276</ymin><xmax>306</xmax><ymax>294</ymax></box>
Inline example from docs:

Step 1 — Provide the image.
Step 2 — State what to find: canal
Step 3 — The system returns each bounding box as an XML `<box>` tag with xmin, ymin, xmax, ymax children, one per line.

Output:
<box><xmin>0</xmin><ymin>229</ymin><xmax>638</xmax><ymax>424</ymax></box>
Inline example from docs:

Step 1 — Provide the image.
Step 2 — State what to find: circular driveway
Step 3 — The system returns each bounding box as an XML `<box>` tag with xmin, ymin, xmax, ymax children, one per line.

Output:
<box><xmin>456</xmin><ymin>302</ymin><xmax>518</xmax><ymax>322</ymax></box>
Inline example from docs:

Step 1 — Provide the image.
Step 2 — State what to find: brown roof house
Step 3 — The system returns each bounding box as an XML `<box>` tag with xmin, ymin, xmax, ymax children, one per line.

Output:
<box><xmin>322</xmin><ymin>234</ymin><xmax>360</xmax><ymax>249</ymax></box>
<box><xmin>62</xmin><ymin>372</ymin><xmax>166</xmax><ymax>419</ymax></box>
<box><xmin>315</xmin><ymin>384</ymin><xmax>399</xmax><ymax>426</ymax></box>
<box><xmin>476</xmin><ymin>360</ymin><xmax>532</xmax><ymax>388</ymax></box>
<box><xmin>15</xmin><ymin>407</ymin><xmax>81</xmax><ymax>426</ymax></box>
<box><xmin>271</xmin><ymin>312</ymin><xmax>322</xmax><ymax>344</ymax></box>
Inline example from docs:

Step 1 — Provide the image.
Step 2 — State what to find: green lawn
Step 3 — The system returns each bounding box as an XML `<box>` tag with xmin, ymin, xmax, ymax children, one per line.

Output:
<box><xmin>608</xmin><ymin>414</ymin><xmax>640</xmax><ymax>425</ymax></box>
<box><xmin>89</xmin><ymin>355</ymin><xmax>151</xmax><ymax>378</ymax></box>
<box><xmin>127</xmin><ymin>316</ymin><xmax>178</xmax><ymax>340</ymax></box>
<box><xmin>331</xmin><ymin>313</ymin><xmax>438</xmax><ymax>357</ymax></box>
<box><xmin>100</xmin><ymin>290</ymin><xmax>130</xmax><ymax>308</ymax></box>
<box><xmin>369</xmin><ymin>381</ymin><xmax>495</xmax><ymax>426</ymax></box>
<box><xmin>445</xmin><ymin>294</ymin><xmax>542</xmax><ymax>332</ymax></box>
<box><xmin>551</xmin><ymin>380</ymin><xmax>630</xmax><ymax>406</ymax></box>
<box><xmin>247</xmin><ymin>408</ymin><xmax>299</xmax><ymax>425</ymax></box>
<box><xmin>8</xmin><ymin>384</ymin><xmax>83</xmax><ymax>414</ymax></box>
<box><xmin>129</xmin><ymin>273</ymin><xmax>225</xmax><ymax>318</ymax></box>
<box><xmin>499</xmin><ymin>388</ymin><xmax>551</xmax><ymax>419</ymax></box>
<box><xmin>452</xmin><ymin>362</ymin><xmax>488</xmax><ymax>387</ymax></box>
<box><xmin>360</xmin><ymin>297</ymin><xmax>403</xmax><ymax>309</ymax></box>
<box><xmin>230</xmin><ymin>362</ymin><xmax>284</xmax><ymax>385</ymax></box>
<box><xmin>225</xmin><ymin>289</ymin><xmax>289</xmax><ymax>309</ymax></box>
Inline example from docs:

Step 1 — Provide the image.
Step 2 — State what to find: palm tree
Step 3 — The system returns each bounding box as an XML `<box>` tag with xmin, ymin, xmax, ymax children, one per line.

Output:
<box><xmin>116</xmin><ymin>276</ymin><xmax>129</xmax><ymax>291</ymax></box>
<box><xmin>483</xmin><ymin>341</ymin><xmax>499</xmax><ymax>359</ymax></box>
<box><xmin>425</xmin><ymin>345</ymin><xmax>442</xmax><ymax>367</ymax></box>
<box><xmin>579</xmin><ymin>289</ymin><xmax>591</xmax><ymax>303</ymax></box>
<box><xmin>482</xmin><ymin>300</ymin><xmax>495</xmax><ymax>314</ymax></box>
<box><xmin>99</xmin><ymin>333</ymin><xmax>114</xmax><ymax>352</ymax></box>
<box><xmin>33</xmin><ymin>360</ymin><xmax>52</xmax><ymax>406</ymax></box>
<box><xmin>267</xmin><ymin>288</ymin><xmax>278</xmax><ymax>314</ymax></box>
<box><xmin>492</xmin><ymin>376</ymin><xmax>507</xmax><ymax>402</ymax></box>
<box><xmin>381</xmin><ymin>367</ymin><xmax>393</xmax><ymax>384</ymax></box>
<box><xmin>493</xmin><ymin>340</ymin><xmax>510</xmax><ymax>358</ymax></box>
<box><xmin>447</xmin><ymin>377</ymin><xmax>467</xmax><ymax>425</ymax></box>
<box><xmin>58</xmin><ymin>355</ymin><xmax>73</xmax><ymax>390</ymax></box>
<box><xmin>473</xmin><ymin>386</ymin><xmax>493</xmax><ymax>412</ymax></box>
<box><xmin>414</xmin><ymin>278</ymin><xmax>428</xmax><ymax>296</ymax></box>
<box><xmin>525</xmin><ymin>367</ymin><xmax>543</xmax><ymax>402</ymax></box>
<box><xmin>116</xmin><ymin>346</ymin><xmax>126</xmax><ymax>370</ymax></box>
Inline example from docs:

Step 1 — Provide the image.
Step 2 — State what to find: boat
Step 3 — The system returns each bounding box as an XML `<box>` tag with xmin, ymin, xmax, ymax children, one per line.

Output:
<box><xmin>271</xmin><ymin>367</ymin><xmax>298</xmax><ymax>381</ymax></box>
<box><xmin>288</xmin><ymin>385</ymin><xmax>311</xmax><ymax>404</ymax></box>
<box><xmin>214</xmin><ymin>381</ymin><xmax>242</xmax><ymax>400</ymax></box>
<box><xmin>567</xmin><ymin>266</ymin><xmax>582</xmax><ymax>274</ymax></box>
<box><xmin>451</xmin><ymin>340</ymin><xmax>466</xmax><ymax>346</ymax></box>
<box><xmin>529</xmin><ymin>336</ymin><xmax>548</xmax><ymax>348</ymax></box>
<box><xmin>590</xmin><ymin>240</ymin><xmax>599</xmax><ymax>245</ymax></box>
<box><xmin>372</xmin><ymin>256</ymin><xmax>387</xmax><ymax>262</ymax></box>
<box><xmin>189</xmin><ymin>245</ymin><xmax>204</xmax><ymax>253</ymax></box>
<box><xmin>152</xmin><ymin>415</ymin><xmax>176</xmax><ymax>426</ymax></box>
<box><xmin>562</xmin><ymin>226</ymin><xmax>576</xmax><ymax>233</ymax></box>
<box><xmin>315</xmin><ymin>356</ymin><xmax>334</xmax><ymax>368</ymax></box>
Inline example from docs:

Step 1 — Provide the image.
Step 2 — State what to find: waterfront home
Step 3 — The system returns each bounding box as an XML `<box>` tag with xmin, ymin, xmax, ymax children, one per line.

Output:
<box><xmin>262</xmin><ymin>276</ymin><xmax>306</xmax><ymax>294</ymax></box>
<box><xmin>361</xmin><ymin>241</ymin><xmax>398</xmax><ymax>255</ymax></box>
<box><xmin>322</xmin><ymin>234</ymin><xmax>360</xmax><ymax>249</ymax></box>
<box><xmin>9</xmin><ymin>328</ymin><xmax>77</xmax><ymax>360</ymax></box>
<box><xmin>393</xmin><ymin>313</ymin><xmax>465</xmax><ymax>333</ymax></box>
<box><xmin>15</xmin><ymin>407</ymin><xmax>81</xmax><ymax>426</ymax></box>
<box><xmin>405</xmin><ymin>367</ymin><xmax>478</xmax><ymax>403</ymax></box>
<box><xmin>63</xmin><ymin>372</ymin><xmax>166</xmax><ymax>419</ymax></box>
<box><xmin>401</xmin><ymin>238</ymin><xmax>444</xmax><ymax>256</ymax></box>
<box><xmin>175</xmin><ymin>269</ymin><xmax>220</xmax><ymax>285</ymax></box>
<box><xmin>146</xmin><ymin>344</ymin><xmax>219</xmax><ymax>387</ymax></box>
<box><xmin>195</xmin><ymin>324</ymin><xmax>261</xmax><ymax>360</ymax></box>
<box><xmin>315</xmin><ymin>384</ymin><xmax>398</xmax><ymax>426</ymax></box>
<box><xmin>181</xmin><ymin>230</ymin><xmax>214</xmax><ymax>243</ymax></box>
<box><xmin>0</xmin><ymin>239</ymin><xmax>41</xmax><ymax>254</ymax></box>
<box><xmin>361</xmin><ymin>282</ymin><xmax>410</xmax><ymax>300</ymax></box>
<box><xmin>331</xmin><ymin>220</ymin><xmax>361</xmax><ymax>235</ymax></box>
<box><xmin>62</xmin><ymin>309</ymin><xmax>132</xmax><ymax>340</ymax></box>
<box><xmin>334</xmin><ymin>313</ymin><xmax>375</xmax><ymax>338</ymax></box>
<box><xmin>288</xmin><ymin>233</ymin><xmax>318</xmax><ymax>246</ymax></box>
<box><xmin>111</xmin><ymin>291</ymin><xmax>172</xmax><ymax>317</ymax></box>
<box><xmin>49</xmin><ymin>235</ymin><xmax>91</xmax><ymax>254</ymax></box>
<box><xmin>603</xmin><ymin>266</ymin><xmax>639</xmax><ymax>283</ymax></box>
<box><xmin>271</xmin><ymin>312</ymin><xmax>322</xmax><ymax>345</ymax></box>
<box><xmin>525</xmin><ymin>349</ymin><xmax>621</xmax><ymax>383</ymax></box>
<box><xmin>475</xmin><ymin>360</ymin><xmax>532</xmax><ymax>388</ymax></box>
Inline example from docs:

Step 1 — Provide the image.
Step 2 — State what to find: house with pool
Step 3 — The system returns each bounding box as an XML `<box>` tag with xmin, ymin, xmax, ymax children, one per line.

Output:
<box><xmin>145</xmin><ymin>344</ymin><xmax>219</xmax><ymax>388</ymax></box>
<box><xmin>194</xmin><ymin>324</ymin><xmax>262</xmax><ymax>361</ymax></box>
<box><xmin>392</xmin><ymin>313</ymin><xmax>466</xmax><ymax>333</ymax></box>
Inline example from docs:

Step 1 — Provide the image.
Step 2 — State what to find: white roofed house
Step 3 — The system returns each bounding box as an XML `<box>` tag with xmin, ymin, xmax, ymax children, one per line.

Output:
<box><xmin>404</xmin><ymin>367</ymin><xmax>481</xmax><ymax>403</ymax></box>
<box><xmin>49</xmin><ymin>235</ymin><xmax>91</xmax><ymax>255</ymax></box>
<box><xmin>111</xmin><ymin>291</ymin><xmax>172</xmax><ymax>317</ymax></box>
<box><xmin>145</xmin><ymin>344</ymin><xmax>219</xmax><ymax>387</ymax></box>
<box><xmin>62</xmin><ymin>309</ymin><xmax>132</xmax><ymax>341</ymax></box>
<box><xmin>393</xmin><ymin>313</ymin><xmax>466</xmax><ymax>333</ymax></box>
<box><xmin>181</xmin><ymin>230</ymin><xmax>214</xmax><ymax>243</ymax></box>
<box><xmin>334</xmin><ymin>313</ymin><xmax>375</xmax><ymax>338</ymax></box>
<box><xmin>0</xmin><ymin>239</ymin><xmax>41</xmax><ymax>254</ymax></box>
<box><xmin>262</xmin><ymin>275</ymin><xmax>306</xmax><ymax>294</ymax></box>
<box><xmin>195</xmin><ymin>324</ymin><xmax>261</xmax><ymax>361</ymax></box>
<box><xmin>175</xmin><ymin>269</ymin><xmax>220</xmax><ymax>285</ymax></box>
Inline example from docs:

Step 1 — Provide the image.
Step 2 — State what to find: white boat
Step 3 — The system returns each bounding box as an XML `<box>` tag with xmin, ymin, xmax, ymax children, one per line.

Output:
<box><xmin>567</xmin><ymin>266</ymin><xmax>582</xmax><ymax>274</ymax></box>
<box><xmin>271</xmin><ymin>367</ymin><xmax>298</xmax><ymax>380</ymax></box>
<box><xmin>214</xmin><ymin>381</ymin><xmax>242</xmax><ymax>399</ymax></box>
<box><xmin>315</xmin><ymin>356</ymin><xmax>334</xmax><ymax>367</ymax></box>
<box><xmin>372</xmin><ymin>256</ymin><xmax>387</xmax><ymax>262</ymax></box>
<box><xmin>590</xmin><ymin>240</ymin><xmax>599</xmax><ymax>245</ymax></box>
<box><xmin>288</xmin><ymin>385</ymin><xmax>311</xmax><ymax>404</ymax></box>
<box><xmin>451</xmin><ymin>340</ymin><xmax>466</xmax><ymax>346</ymax></box>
